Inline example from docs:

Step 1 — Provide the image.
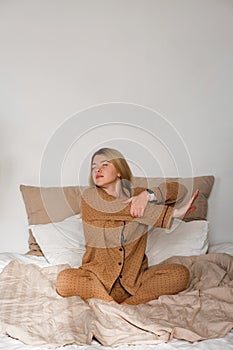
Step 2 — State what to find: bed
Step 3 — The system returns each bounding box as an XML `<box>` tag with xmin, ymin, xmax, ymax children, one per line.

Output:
<box><xmin>0</xmin><ymin>175</ymin><xmax>233</xmax><ymax>349</ymax></box>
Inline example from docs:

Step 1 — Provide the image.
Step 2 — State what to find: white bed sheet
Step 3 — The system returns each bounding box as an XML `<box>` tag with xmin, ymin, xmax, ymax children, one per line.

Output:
<box><xmin>0</xmin><ymin>251</ymin><xmax>232</xmax><ymax>350</ymax></box>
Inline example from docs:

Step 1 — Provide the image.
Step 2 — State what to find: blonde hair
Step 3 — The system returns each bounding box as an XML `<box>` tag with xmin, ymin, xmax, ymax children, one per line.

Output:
<box><xmin>89</xmin><ymin>148</ymin><xmax>133</xmax><ymax>192</ymax></box>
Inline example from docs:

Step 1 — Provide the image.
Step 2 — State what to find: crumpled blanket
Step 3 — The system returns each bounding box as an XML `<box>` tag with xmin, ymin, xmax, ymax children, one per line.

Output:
<box><xmin>0</xmin><ymin>253</ymin><xmax>232</xmax><ymax>348</ymax></box>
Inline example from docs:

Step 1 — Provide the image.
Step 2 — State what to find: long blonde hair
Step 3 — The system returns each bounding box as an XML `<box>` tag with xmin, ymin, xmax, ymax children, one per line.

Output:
<box><xmin>88</xmin><ymin>148</ymin><xmax>133</xmax><ymax>193</ymax></box>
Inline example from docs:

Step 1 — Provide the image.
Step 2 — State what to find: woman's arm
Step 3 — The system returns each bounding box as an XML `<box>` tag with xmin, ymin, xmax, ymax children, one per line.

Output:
<box><xmin>149</xmin><ymin>182</ymin><xmax>188</xmax><ymax>205</ymax></box>
<box><xmin>81</xmin><ymin>186</ymin><xmax>198</xmax><ymax>230</ymax></box>
<box><xmin>123</xmin><ymin>182</ymin><xmax>187</xmax><ymax>218</ymax></box>
<box><xmin>130</xmin><ymin>189</ymin><xmax>199</xmax><ymax>229</ymax></box>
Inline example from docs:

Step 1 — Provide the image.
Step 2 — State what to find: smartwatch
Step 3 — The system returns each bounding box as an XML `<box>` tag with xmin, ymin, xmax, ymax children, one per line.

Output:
<box><xmin>146</xmin><ymin>189</ymin><xmax>157</xmax><ymax>202</ymax></box>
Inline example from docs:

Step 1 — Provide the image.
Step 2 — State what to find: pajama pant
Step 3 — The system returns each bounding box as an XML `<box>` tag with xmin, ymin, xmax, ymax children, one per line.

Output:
<box><xmin>56</xmin><ymin>263</ymin><xmax>189</xmax><ymax>305</ymax></box>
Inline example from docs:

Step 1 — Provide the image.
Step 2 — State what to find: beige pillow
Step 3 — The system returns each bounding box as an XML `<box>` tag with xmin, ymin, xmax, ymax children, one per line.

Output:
<box><xmin>20</xmin><ymin>185</ymin><xmax>83</xmax><ymax>255</ymax></box>
<box><xmin>20</xmin><ymin>175</ymin><xmax>214</xmax><ymax>256</ymax></box>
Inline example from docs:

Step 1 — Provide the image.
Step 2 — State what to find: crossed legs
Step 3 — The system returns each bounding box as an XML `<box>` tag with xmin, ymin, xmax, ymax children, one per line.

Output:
<box><xmin>56</xmin><ymin>263</ymin><xmax>189</xmax><ymax>305</ymax></box>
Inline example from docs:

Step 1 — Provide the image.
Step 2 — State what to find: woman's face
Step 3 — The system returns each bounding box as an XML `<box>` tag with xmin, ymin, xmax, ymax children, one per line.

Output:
<box><xmin>91</xmin><ymin>154</ymin><xmax>121</xmax><ymax>188</ymax></box>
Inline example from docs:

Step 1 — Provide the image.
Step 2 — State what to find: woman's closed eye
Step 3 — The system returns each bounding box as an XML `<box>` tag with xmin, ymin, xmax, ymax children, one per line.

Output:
<box><xmin>92</xmin><ymin>162</ymin><xmax>109</xmax><ymax>170</ymax></box>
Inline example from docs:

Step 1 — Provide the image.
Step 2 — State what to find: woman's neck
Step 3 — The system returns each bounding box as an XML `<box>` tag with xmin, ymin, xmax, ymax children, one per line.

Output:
<box><xmin>101</xmin><ymin>179</ymin><xmax>123</xmax><ymax>198</ymax></box>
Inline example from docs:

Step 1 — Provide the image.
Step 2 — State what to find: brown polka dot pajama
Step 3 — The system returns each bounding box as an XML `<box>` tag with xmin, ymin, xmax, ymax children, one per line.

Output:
<box><xmin>56</xmin><ymin>184</ymin><xmax>190</xmax><ymax>305</ymax></box>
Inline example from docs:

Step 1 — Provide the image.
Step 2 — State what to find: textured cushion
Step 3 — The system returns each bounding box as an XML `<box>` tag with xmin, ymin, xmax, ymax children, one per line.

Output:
<box><xmin>20</xmin><ymin>175</ymin><xmax>214</xmax><ymax>255</ymax></box>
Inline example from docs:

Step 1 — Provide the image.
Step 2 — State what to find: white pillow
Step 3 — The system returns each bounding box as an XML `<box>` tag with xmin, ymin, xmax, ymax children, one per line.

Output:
<box><xmin>30</xmin><ymin>216</ymin><xmax>209</xmax><ymax>267</ymax></box>
<box><xmin>146</xmin><ymin>219</ymin><xmax>209</xmax><ymax>266</ymax></box>
<box><xmin>29</xmin><ymin>214</ymin><xmax>85</xmax><ymax>267</ymax></box>
<box><xmin>208</xmin><ymin>243</ymin><xmax>233</xmax><ymax>256</ymax></box>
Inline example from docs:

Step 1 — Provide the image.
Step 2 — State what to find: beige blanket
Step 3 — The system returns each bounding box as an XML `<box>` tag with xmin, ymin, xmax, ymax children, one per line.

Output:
<box><xmin>0</xmin><ymin>253</ymin><xmax>232</xmax><ymax>348</ymax></box>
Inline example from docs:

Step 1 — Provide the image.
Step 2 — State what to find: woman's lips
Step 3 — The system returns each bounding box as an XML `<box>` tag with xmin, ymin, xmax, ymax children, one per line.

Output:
<box><xmin>96</xmin><ymin>175</ymin><xmax>104</xmax><ymax>179</ymax></box>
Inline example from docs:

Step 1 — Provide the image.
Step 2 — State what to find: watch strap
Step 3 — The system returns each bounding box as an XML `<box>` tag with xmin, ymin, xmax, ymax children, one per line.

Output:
<box><xmin>146</xmin><ymin>189</ymin><xmax>157</xmax><ymax>202</ymax></box>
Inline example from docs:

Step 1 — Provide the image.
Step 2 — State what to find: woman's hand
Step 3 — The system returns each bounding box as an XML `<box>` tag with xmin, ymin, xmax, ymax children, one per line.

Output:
<box><xmin>173</xmin><ymin>190</ymin><xmax>199</xmax><ymax>219</ymax></box>
<box><xmin>122</xmin><ymin>190</ymin><xmax>149</xmax><ymax>217</ymax></box>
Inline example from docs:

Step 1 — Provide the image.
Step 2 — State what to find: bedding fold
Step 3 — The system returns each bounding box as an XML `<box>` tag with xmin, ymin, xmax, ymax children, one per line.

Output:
<box><xmin>0</xmin><ymin>261</ymin><xmax>95</xmax><ymax>347</ymax></box>
<box><xmin>0</xmin><ymin>253</ymin><xmax>232</xmax><ymax>347</ymax></box>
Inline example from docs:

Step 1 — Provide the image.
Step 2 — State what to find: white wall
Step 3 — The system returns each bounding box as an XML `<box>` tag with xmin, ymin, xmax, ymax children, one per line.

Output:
<box><xmin>0</xmin><ymin>0</ymin><xmax>232</xmax><ymax>253</ymax></box>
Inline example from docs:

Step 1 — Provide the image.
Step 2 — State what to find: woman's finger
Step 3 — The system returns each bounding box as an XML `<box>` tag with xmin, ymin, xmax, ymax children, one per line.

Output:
<box><xmin>186</xmin><ymin>205</ymin><xmax>197</xmax><ymax>216</ymax></box>
<box><xmin>130</xmin><ymin>206</ymin><xmax>136</xmax><ymax>217</ymax></box>
<box><xmin>190</xmin><ymin>189</ymin><xmax>199</xmax><ymax>206</ymax></box>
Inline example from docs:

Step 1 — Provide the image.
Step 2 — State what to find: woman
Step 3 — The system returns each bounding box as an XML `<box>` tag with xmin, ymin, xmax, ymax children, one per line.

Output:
<box><xmin>56</xmin><ymin>147</ymin><xmax>199</xmax><ymax>305</ymax></box>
